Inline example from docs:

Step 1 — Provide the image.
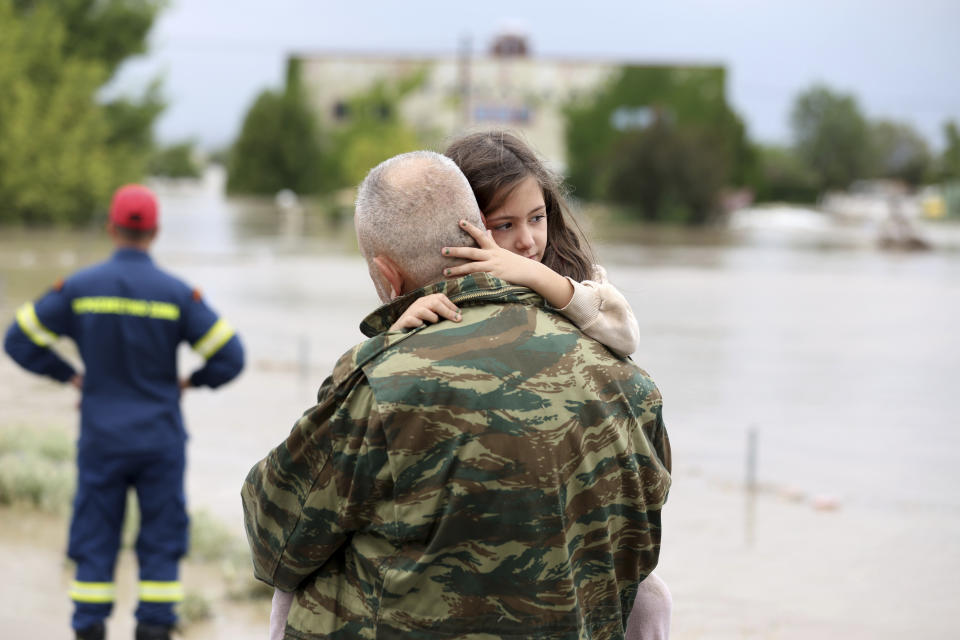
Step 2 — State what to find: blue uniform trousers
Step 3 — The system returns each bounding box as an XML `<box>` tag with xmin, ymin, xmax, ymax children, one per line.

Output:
<box><xmin>68</xmin><ymin>446</ymin><xmax>188</xmax><ymax>630</ymax></box>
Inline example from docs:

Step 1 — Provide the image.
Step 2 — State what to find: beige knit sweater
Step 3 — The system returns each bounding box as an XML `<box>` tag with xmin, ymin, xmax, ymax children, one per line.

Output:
<box><xmin>557</xmin><ymin>265</ymin><xmax>640</xmax><ymax>358</ymax></box>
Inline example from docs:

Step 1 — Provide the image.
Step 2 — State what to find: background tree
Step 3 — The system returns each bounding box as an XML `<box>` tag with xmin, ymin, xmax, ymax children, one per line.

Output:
<box><xmin>148</xmin><ymin>142</ymin><xmax>202</xmax><ymax>179</ymax></box>
<box><xmin>13</xmin><ymin>0</ymin><xmax>162</xmax><ymax>75</ymax></box>
<box><xmin>790</xmin><ymin>85</ymin><xmax>871</xmax><ymax>191</ymax></box>
<box><xmin>938</xmin><ymin>120</ymin><xmax>960</xmax><ymax>181</ymax></box>
<box><xmin>227</xmin><ymin>64</ymin><xmax>427</xmax><ymax>195</ymax></box>
<box><xmin>226</xmin><ymin>85</ymin><xmax>327</xmax><ymax>195</ymax></box>
<box><xmin>606</xmin><ymin>120</ymin><xmax>728</xmax><ymax>223</ymax></box>
<box><xmin>0</xmin><ymin>0</ymin><xmax>165</xmax><ymax>225</ymax></box>
<box><xmin>867</xmin><ymin>120</ymin><xmax>931</xmax><ymax>186</ymax></box>
<box><xmin>564</xmin><ymin>65</ymin><xmax>752</xmax><ymax>222</ymax></box>
<box><xmin>750</xmin><ymin>145</ymin><xmax>820</xmax><ymax>204</ymax></box>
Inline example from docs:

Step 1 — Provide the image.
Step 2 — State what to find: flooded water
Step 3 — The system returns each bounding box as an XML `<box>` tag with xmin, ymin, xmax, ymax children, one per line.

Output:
<box><xmin>2</xmin><ymin>168</ymin><xmax>959</xmax><ymax>638</ymax></box>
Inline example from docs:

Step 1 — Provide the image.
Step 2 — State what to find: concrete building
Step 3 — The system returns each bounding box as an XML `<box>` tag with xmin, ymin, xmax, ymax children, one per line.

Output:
<box><xmin>294</xmin><ymin>34</ymin><xmax>639</xmax><ymax>171</ymax></box>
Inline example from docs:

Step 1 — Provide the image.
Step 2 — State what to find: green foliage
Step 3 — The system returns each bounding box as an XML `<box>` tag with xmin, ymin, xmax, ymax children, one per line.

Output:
<box><xmin>12</xmin><ymin>0</ymin><xmax>164</xmax><ymax>78</ymax></box>
<box><xmin>867</xmin><ymin>120</ymin><xmax>931</xmax><ymax>186</ymax></box>
<box><xmin>790</xmin><ymin>85</ymin><xmax>871</xmax><ymax>190</ymax></box>
<box><xmin>0</xmin><ymin>425</ymin><xmax>74</xmax><ymax>461</ymax></box>
<box><xmin>606</xmin><ymin>122</ymin><xmax>728</xmax><ymax>223</ymax></box>
<box><xmin>0</xmin><ymin>1</ymin><xmax>165</xmax><ymax>225</ymax></box>
<box><xmin>328</xmin><ymin>71</ymin><xmax>428</xmax><ymax>188</ymax></box>
<box><xmin>177</xmin><ymin>590</ymin><xmax>214</xmax><ymax>625</ymax></box>
<box><xmin>938</xmin><ymin>120</ymin><xmax>960</xmax><ymax>181</ymax></box>
<box><xmin>227</xmin><ymin>64</ymin><xmax>428</xmax><ymax>195</ymax></box>
<box><xmin>564</xmin><ymin>65</ymin><xmax>752</xmax><ymax>222</ymax></box>
<box><xmin>0</xmin><ymin>427</ymin><xmax>75</xmax><ymax>514</ymax></box>
<box><xmin>751</xmin><ymin>145</ymin><xmax>820</xmax><ymax>203</ymax></box>
<box><xmin>227</xmin><ymin>86</ymin><xmax>327</xmax><ymax>195</ymax></box>
<box><xmin>149</xmin><ymin>141</ymin><xmax>202</xmax><ymax>178</ymax></box>
<box><xmin>189</xmin><ymin>509</ymin><xmax>243</xmax><ymax>563</ymax></box>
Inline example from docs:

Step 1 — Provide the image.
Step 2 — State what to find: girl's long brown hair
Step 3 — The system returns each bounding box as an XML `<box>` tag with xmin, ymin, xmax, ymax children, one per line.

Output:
<box><xmin>444</xmin><ymin>131</ymin><xmax>595</xmax><ymax>283</ymax></box>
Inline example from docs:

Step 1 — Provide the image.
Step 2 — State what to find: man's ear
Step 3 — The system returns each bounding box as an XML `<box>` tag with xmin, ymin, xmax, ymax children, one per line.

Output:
<box><xmin>372</xmin><ymin>255</ymin><xmax>404</xmax><ymax>300</ymax></box>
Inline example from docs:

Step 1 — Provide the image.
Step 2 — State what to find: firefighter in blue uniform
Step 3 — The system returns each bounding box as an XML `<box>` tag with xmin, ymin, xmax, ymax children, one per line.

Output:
<box><xmin>4</xmin><ymin>185</ymin><xmax>245</xmax><ymax>640</ymax></box>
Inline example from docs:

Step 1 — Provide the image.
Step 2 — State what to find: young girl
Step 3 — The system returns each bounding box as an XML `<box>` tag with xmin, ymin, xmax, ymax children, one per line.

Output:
<box><xmin>391</xmin><ymin>131</ymin><xmax>671</xmax><ymax>640</ymax></box>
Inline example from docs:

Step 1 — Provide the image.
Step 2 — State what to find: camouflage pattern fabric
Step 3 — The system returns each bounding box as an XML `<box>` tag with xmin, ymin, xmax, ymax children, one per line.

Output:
<box><xmin>242</xmin><ymin>273</ymin><xmax>671</xmax><ymax>640</ymax></box>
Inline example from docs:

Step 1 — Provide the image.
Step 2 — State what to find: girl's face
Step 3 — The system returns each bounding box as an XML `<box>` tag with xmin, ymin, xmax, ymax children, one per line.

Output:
<box><xmin>483</xmin><ymin>175</ymin><xmax>548</xmax><ymax>263</ymax></box>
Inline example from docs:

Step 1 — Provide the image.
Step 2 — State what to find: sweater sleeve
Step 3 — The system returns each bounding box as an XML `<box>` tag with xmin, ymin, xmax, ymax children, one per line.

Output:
<box><xmin>556</xmin><ymin>265</ymin><xmax>640</xmax><ymax>358</ymax></box>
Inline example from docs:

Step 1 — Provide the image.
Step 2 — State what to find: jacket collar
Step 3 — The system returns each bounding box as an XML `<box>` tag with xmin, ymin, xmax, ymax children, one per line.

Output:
<box><xmin>112</xmin><ymin>247</ymin><xmax>152</xmax><ymax>261</ymax></box>
<box><xmin>359</xmin><ymin>273</ymin><xmax>536</xmax><ymax>337</ymax></box>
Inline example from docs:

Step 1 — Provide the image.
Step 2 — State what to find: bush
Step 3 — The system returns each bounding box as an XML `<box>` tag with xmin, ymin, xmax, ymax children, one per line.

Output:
<box><xmin>149</xmin><ymin>142</ymin><xmax>202</xmax><ymax>178</ymax></box>
<box><xmin>226</xmin><ymin>87</ymin><xmax>327</xmax><ymax>195</ymax></box>
<box><xmin>751</xmin><ymin>145</ymin><xmax>820</xmax><ymax>204</ymax></box>
<box><xmin>176</xmin><ymin>590</ymin><xmax>214</xmax><ymax>625</ymax></box>
<box><xmin>189</xmin><ymin>509</ymin><xmax>243</xmax><ymax>563</ymax></box>
<box><xmin>0</xmin><ymin>427</ymin><xmax>75</xmax><ymax>514</ymax></box>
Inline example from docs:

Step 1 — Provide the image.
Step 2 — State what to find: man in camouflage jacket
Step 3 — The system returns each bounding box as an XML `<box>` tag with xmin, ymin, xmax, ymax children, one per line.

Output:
<box><xmin>241</xmin><ymin>152</ymin><xmax>671</xmax><ymax>640</ymax></box>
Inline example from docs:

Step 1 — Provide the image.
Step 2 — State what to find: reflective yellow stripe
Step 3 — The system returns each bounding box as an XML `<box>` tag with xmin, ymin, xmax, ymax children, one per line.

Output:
<box><xmin>16</xmin><ymin>302</ymin><xmax>59</xmax><ymax>347</ymax></box>
<box><xmin>72</xmin><ymin>297</ymin><xmax>180</xmax><ymax>321</ymax></box>
<box><xmin>192</xmin><ymin>319</ymin><xmax>234</xmax><ymax>359</ymax></box>
<box><xmin>69</xmin><ymin>581</ymin><xmax>116</xmax><ymax>604</ymax></box>
<box><xmin>138</xmin><ymin>581</ymin><xmax>184</xmax><ymax>603</ymax></box>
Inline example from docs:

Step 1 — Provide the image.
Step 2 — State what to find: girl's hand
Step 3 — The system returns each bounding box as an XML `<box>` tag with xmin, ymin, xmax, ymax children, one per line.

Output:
<box><xmin>441</xmin><ymin>219</ymin><xmax>540</xmax><ymax>287</ymax></box>
<box><xmin>443</xmin><ymin>219</ymin><xmax>575</xmax><ymax>309</ymax></box>
<box><xmin>389</xmin><ymin>293</ymin><xmax>461</xmax><ymax>331</ymax></box>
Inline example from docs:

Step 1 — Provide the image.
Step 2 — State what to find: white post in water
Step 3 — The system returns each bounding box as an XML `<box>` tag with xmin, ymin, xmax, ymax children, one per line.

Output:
<box><xmin>745</xmin><ymin>426</ymin><xmax>758</xmax><ymax>547</ymax></box>
<box><xmin>298</xmin><ymin>335</ymin><xmax>310</xmax><ymax>380</ymax></box>
<box><xmin>746</xmin><ymin>427</ymin><xmax>758</xmax><ymax>492</ymax></box>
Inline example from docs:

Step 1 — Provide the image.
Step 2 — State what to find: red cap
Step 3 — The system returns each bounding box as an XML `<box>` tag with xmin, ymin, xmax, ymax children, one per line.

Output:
<box><xmin>109</xmin><ymin>184</ymin><xmax>158</xmax><ymax>230</ymax></box>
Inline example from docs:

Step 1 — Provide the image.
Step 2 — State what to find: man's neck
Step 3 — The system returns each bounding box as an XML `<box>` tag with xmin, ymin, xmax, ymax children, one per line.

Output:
<box><xmin>114</xmin><ymin>239</ymin><xmax>152</xmax><ymax>252</ymax></box>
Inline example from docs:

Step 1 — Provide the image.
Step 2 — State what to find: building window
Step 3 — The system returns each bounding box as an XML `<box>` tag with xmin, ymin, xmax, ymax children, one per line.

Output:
<box><xmin>333</xmin><ymin>101</ymin><xmax>350</xmax><ymax>120</ymax></box>
<box><xmin>473</xmin><ymin>104</ymin><xmax>531</xmax><ymax>124</ymax></box>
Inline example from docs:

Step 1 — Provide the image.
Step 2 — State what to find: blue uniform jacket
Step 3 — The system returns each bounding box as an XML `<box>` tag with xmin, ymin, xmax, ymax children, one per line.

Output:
<box><xmin>4</xmin><ymin>248</ymin><xmax>244</xmax><ymax>455</ymax></box>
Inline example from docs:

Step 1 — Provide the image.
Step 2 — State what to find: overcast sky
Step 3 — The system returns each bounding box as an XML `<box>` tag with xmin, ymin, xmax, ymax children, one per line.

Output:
<box><xmin>112</xmin><ymin>0</ymin><xmax>960</xmax><ymax>152</ymax></box>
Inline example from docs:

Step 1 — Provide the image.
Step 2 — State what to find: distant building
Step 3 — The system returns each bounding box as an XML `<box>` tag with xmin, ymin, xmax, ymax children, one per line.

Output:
<box><xmin>292</xmin><ymin>33</ymin><xmax>722</xmax><ymax>172</ymax></box>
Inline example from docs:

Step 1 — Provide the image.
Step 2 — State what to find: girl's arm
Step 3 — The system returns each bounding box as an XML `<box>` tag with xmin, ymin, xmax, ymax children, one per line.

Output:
<box><xmin>556</xmin><ymin>265</ymin><xmax>640</xmax><ymax>357</ymax></box>
<box><xmin>389</xmin><ymin>219</ymin><xmax>569</xmax><ymax>332</ymax></box>
<box><xmin>443</xmin><ymin>221</ymin><xmax>640</xmax><ymax>357</ymax></box>
<box><xmin>441</xmin><ymin>220</ymin><xmax>574</xmax><ymax>307</ymax></box>
<box><xmin>389</xmin><ymin>293</ymin><xmax>461</xmax><ymax>332</ymax></box>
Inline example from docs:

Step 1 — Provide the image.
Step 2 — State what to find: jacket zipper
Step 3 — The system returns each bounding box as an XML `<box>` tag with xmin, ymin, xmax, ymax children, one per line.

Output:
<box><xmin>448</xmin><ymin>285</ymin><xmax>529</xmax><ymax>306</ymax></box>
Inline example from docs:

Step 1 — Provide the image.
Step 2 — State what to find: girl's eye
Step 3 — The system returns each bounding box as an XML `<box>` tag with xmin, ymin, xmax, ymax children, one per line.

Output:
<box><xmin>531</xmin><ymin>214</ymin><xmax>546</xmax><ymax>224</ymax></box>
<box><xmin>492</xmin><ymin>222</ymin><xmax>512</xmax><ymax>231</ymax></box>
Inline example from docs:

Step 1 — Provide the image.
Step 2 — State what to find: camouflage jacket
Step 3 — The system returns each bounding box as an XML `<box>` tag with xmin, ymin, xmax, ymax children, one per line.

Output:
<box><xmin>241</xmin><ymin>273</ymin><xmax>671</xmax><ymax>640</ymax></box>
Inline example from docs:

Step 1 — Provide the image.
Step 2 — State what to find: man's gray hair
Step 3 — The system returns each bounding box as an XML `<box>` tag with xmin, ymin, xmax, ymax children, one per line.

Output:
<box><xmin>355</xmin><ymin>150</ymin><xmax>484</xmax><ymax>295</ymax></box>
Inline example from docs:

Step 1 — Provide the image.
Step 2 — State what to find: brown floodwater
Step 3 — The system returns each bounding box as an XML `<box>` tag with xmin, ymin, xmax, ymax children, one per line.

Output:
<box><xmin>2</xmin><ymin>170</ymin><xmax>958</xmax><ymax>638</ymax></box>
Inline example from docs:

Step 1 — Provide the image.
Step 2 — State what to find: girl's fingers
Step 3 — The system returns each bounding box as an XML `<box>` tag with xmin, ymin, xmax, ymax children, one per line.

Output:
<box><xmin>444</xmin><ymin>262</ymin><xmax>489</xmax><ymax>278</ymax></box>
<box><xmin>430</xmin><ymin>303</ymin><xmax>460</xmax><ymax>322</ymax></box>
<box><xmin>435</xmin><ymin>295</ymin><xmax>461</xmax><ymax>318</ymax></box>
<box><xmin>391</xmin><ymin>316</ymin><xmax>424</xmax><ymax>331</ymax></box>
<box><xmin>442</xmin><ymin>246</ymin><xmax>488</xmax><ymax>261</ymax></box>
<box><xmin>415</xmin><ymin>308</ymin><xmax>440</xmax><ymax>324</ymax></box>
<box><xmin>416</xmin><ymin>295</ymin><xmax>461</xmax><ymax>322</ymax></box>
<box><xmin>390</xmin><ymin>294</ymin><xmax>461</xmax><ymax>330</ymax></box>
<box><xmin>459</xmin><ymin>219</ymin><xmax>497</xmax><ymax>248</ymax></box>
